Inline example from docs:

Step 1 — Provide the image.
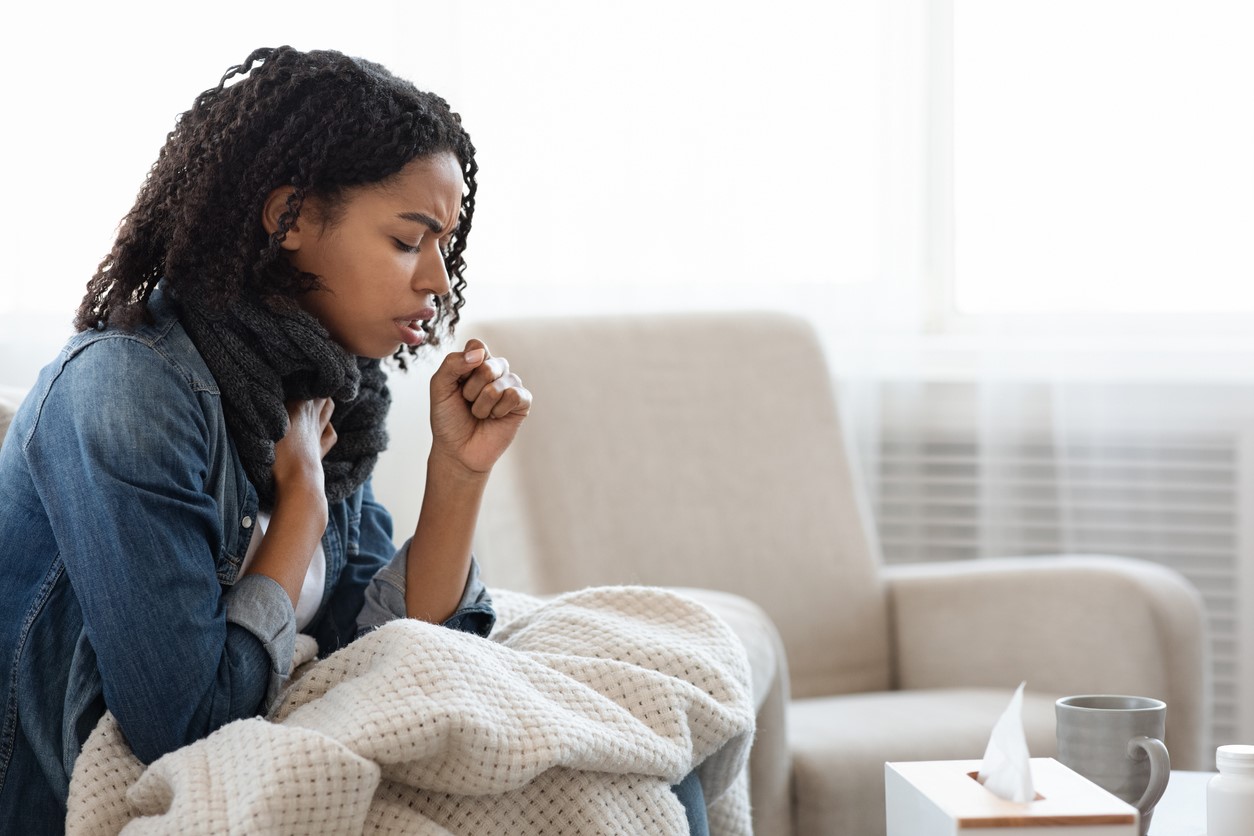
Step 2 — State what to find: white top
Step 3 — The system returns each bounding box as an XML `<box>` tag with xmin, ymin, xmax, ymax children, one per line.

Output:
<box><xmin>238</xmin><ymin>511</ymin><xmax>326</xmax><ymax>631</ymax></box>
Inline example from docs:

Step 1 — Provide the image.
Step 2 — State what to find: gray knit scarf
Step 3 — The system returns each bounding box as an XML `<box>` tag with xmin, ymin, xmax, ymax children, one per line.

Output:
<box><xmin>177</xmin><ymin>290</ymin><xmax>391</xmax><ymax>509</ymax></box>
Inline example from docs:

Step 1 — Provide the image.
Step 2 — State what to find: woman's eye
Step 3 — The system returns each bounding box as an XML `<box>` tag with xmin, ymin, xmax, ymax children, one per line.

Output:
<box><xmin>393</xmin><ymin>239</ymin><xmax>421</xmax><ymax>254</ymax></box>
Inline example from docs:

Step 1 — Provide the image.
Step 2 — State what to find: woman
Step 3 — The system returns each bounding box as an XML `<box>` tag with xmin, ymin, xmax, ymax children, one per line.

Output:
<box><xmin>0</xmin><ymin>46</ymin><xmax>707</xmax><ymax>834</ymax></box>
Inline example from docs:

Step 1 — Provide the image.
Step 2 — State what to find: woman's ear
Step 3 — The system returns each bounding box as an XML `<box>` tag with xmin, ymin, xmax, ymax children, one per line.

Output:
<box><xmin>262</xmin><ymin>186</ymin><xmax>303</xmax><ymax>251</ymax></box>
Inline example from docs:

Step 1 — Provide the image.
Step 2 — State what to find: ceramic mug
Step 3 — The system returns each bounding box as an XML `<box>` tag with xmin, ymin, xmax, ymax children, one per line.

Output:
<box><xmin>1055</xmin><ymin>695</ymin><xmax>1170</xmax><ymax>836</ymax></box>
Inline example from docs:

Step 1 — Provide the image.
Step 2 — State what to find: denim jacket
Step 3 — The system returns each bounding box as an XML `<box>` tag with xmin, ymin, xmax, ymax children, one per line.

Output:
<box><xmin>0</xmin><ymin>288</ymin><xmax>495</xmax><ymax>834</ymax></box>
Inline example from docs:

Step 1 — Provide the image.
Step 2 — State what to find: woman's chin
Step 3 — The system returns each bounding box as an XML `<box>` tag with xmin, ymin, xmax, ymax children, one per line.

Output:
<box><xmin>366</xmin><ymin>344</ymin><xmax>404</xmax><ymax>360</ymax></box>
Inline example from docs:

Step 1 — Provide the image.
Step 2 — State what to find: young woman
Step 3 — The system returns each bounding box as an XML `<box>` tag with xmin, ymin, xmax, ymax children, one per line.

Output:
<box><xmin>0</xmin><ymin>46</ymin><xmax>707</xmax><ymax>834</ymax></box>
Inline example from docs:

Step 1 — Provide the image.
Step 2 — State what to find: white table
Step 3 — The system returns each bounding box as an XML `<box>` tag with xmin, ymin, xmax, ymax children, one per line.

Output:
<box><xmin>1150</xmin><ymin>771</ymin><xmax>1210</xmax><ymax>836</ymax></box>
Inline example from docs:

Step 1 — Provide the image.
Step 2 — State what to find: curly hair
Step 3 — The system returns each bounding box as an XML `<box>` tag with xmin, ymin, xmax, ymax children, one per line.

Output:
<box><xmin>75</xmin><ymin>45</ymin><xmax>477</xmax><ymax>361</ymax></box>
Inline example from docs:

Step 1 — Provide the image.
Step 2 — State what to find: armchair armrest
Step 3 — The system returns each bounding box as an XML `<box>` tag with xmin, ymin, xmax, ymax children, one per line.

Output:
<box><xmin>883</xmin><ymin>555</ymin><xmax>1210</xmax><ymax>769</ymax></box>
<box><xmin>676</xmin><ymin>588</ymin><xmax>793</xmax><ymax>836</ymax></box>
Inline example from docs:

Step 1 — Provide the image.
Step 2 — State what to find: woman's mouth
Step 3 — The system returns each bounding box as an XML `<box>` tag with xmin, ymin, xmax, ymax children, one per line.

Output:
<box><xmin>394</xmin><ymin>306</ymin><xmax>437</xmax><ymax>346</ymax></box>
<box><xmin>394</xmin><ymin>318</ymin><xmax>427</xmax><ymax>346</ymax></box>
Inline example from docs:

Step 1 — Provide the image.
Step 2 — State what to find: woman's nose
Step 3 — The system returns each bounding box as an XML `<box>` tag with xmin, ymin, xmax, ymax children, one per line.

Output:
<box><xmin>414</xmin><ymin>249</ymin><xmax>452</xmax><ymax>296</ymax></box>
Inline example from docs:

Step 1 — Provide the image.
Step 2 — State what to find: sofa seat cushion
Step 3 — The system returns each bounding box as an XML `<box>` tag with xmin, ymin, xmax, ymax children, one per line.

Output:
<box><xmin>788</xmin><ymin>687</ymin><xmax>1060</xmax><ymax>836</ymax></box>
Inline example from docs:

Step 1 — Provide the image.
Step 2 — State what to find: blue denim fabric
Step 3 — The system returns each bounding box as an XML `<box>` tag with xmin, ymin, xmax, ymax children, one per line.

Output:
<box><xmin>671</xmin><ymin>771</ymin><xmax>710</xmax><ymax>836</ymax></box>
<box><xmin>0</xmin><ymin>287</ymin><xmax>493</xmax><ymax>835</ymax></box>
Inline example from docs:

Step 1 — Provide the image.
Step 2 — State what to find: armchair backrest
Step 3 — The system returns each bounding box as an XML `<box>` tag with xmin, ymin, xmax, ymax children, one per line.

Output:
<box><xmin>473</xmin><ymin>312</ymin><xmax>891</xmax><ymax>698</ymax></box>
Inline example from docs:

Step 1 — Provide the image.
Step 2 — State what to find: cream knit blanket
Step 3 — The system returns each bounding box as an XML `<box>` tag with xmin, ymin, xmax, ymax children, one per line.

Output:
<box><xmin>66</xmin><ymin>587</ymin><xmax>756</xmax><ymax>835</ymax></box>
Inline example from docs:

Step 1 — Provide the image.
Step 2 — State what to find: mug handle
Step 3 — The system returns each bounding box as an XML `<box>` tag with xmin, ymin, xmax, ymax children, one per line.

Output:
<box><xmin>1127</xmin><ymin>736</ymin><xmax>1171</xmax><ymax>816</ymax></box>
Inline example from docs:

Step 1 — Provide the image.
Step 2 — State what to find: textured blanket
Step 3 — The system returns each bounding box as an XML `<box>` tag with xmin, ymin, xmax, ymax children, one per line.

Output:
<box><xmin>66</xmin><ymin>587</ymin><xmax>756</xmax><ymax>835</ymax></box>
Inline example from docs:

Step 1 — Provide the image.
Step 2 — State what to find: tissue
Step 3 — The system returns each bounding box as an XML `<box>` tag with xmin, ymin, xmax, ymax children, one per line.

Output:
<box><xmin>977</xmin><ymin>681</ymin><xmax>1035</xmax><ymax>803</ymax></box>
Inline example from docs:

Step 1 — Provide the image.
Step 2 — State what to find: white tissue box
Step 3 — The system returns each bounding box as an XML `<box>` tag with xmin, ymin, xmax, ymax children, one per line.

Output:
<box><xmin>885</xmin><ymin>758</ymin><xmax>1139</xmax><ymax>835</ymax></box>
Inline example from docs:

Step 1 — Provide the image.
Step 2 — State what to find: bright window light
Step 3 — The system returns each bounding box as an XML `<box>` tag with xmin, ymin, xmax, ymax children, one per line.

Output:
<box><xmin>953</xmin><ymin>0</ymin><xmax>1254</xmax><ymax>315</ymax></box>
<box><xmin>0</xmin><ymin>1</ymin><xmax>881</xmax><ymax>325</ymax></box>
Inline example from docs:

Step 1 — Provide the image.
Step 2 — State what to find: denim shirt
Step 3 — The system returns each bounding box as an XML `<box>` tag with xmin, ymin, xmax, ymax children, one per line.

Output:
<box><xmin>0</xmin><ymin>288</ymin><xmax>495</xmax><ymax>834</ymax></box>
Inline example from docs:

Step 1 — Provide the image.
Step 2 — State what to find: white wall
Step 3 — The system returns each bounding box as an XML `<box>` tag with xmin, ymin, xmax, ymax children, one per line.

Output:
<box><xmin>0</xmin><ymin>0</ymin><xmax>886</xmax><ymax>384</ymax></box>
<box><xmin>1</xmin><ymin>0</ymin><xmax>894</xmax><ymax>529</ymax></box>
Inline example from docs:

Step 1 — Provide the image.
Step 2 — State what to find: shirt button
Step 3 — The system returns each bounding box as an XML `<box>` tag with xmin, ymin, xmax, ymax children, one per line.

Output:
<box><xmin>241</xmin><ymin>516</ymin><xmax>253</xmax><ymax>529</ymax></box>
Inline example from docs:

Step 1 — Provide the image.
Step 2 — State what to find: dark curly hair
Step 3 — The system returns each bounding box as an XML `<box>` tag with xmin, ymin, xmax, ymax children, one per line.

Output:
<box><xmin>75</xmin><ymin>45</ymin><xmax>477</xmax><ymax>361</ymax></box>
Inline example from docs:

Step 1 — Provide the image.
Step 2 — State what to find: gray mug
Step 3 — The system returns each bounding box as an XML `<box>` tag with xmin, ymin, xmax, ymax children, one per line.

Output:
<box><xmin>1055</xmin><ymin>695</ymin><xmax>1170</xmax><ymax>836</ymax></box>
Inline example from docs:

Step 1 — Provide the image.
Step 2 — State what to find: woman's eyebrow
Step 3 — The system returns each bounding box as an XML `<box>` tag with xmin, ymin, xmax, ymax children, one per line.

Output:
<box><xmin>396</xmin><ymin>211</ymin><xmax>444</xmax><ymax>234</ymax></box>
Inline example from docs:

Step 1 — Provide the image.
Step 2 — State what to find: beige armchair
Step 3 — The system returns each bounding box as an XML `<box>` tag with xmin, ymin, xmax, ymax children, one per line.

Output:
<box><xmin>468</xmin><ymin>312</ymin><xmax>1210</xmax><ymax>836</ymax></box>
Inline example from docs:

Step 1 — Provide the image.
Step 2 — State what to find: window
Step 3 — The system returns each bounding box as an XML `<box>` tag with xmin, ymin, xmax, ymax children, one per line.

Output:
<box><xmin>945</xmin><ymin>0</ymin><xmax>1254</xmax><ymax>317</ymax></box>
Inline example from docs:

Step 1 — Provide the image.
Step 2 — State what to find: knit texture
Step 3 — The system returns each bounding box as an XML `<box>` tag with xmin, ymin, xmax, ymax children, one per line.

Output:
<box><xmin>178</xmin><ymin>290</ymin><xmax>391</xmax><ymax>507</ymax></box>
<box><xmin>66</xmin><ymin>587</ymin><xmax>756</xmax><ymax>835</ymax></box>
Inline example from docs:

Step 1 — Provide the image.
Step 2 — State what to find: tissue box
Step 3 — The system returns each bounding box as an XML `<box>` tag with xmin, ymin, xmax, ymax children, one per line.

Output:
<box><xmin>885</xmin><ymin>758</ymin><xmax>1138</xmax><ymax>835</ymax></box>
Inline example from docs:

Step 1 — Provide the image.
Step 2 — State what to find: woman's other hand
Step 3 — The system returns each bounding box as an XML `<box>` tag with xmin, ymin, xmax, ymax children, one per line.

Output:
<box><xmin>429</xmin><ymin>339</ymin><xmax>531</xmax><ymax>476</ymax></box>
<box><xmin>245</xmin><ymin>397</ymin><xmax>337</xmax><ymax>605</ymax></box>
<box><xmin>272</xmin><ymin>397</ymin><xmax>337</xmax><ymax>502</ymax></box>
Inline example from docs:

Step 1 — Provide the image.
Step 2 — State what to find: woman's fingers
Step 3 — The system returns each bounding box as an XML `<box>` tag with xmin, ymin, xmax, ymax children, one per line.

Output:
<box><xmin>285</xmin><ymin>397</ymin><xmax>337</xmax><ymax>457</ymax></box>
<box><xmin>431</xmin><ymin>339</ymin><xmax>489</xmax><ymax>397</ymax></box>
<box><xmin>470</xmin><ymin>373</ymin><xmax>532</xmax><ymax>420</ymax></box>
<box><xmin>320</xmin><ymin>420</ymin><xmax>338</xmax><ymax>459</ymax></box>
<box><xmin>461</xmin><ymin>356</ymin><xmax>511</xmax><ymax>403</ymax></box>
<box><xmin>275</xmin><ymin>397</ymin><xmax>336</xmax><ymax>493</ymax></box>
<box><xmin>430</xmin><ymin>338</ymin><xmax>530</xmax><ymax>421</ymax></box>
<box><xmin>314</xmin><ymin>397</ymin><xmax>336</xmax><ymax>457</ymax></box>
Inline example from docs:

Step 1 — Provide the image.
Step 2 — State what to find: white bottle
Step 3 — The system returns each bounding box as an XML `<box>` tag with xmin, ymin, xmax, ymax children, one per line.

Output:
<box><xmin>1208</xmin><ymin>744</ymin><xmax>1254</xmax><ymax>836</ymax></box>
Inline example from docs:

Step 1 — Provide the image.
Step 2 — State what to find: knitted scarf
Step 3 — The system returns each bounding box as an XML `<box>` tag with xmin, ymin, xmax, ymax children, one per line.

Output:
<box><xmin>177</xmin><ymin>291</ymin><xmax>391</xmax><ymax>509</ymax></box>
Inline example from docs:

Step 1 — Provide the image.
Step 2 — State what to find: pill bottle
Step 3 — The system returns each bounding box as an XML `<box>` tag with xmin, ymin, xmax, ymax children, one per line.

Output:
<box><xmin>1208</xmin><ymin>744</ymin><xmax>1254</xmax><ymax>836</ymax></box>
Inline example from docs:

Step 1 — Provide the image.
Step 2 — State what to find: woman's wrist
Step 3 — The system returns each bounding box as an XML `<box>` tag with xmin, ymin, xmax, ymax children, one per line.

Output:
<box><xmin>272</xmin><ymin>471</ymin><xmax>328</xmax><ymax>520</ymax></box>
<box><xmin>272</xmin><ymin>465</ymin><xmax>326</xmax><ymax>502</ymax></box>
<box><xmin>402</xmin><ymin>453</ymin><xmax>488</xmax><ymax>623</ymax></box>
<box><xmin>270</xmin><ymin>484</ymin><xmax>328</xmax><ymax>533</ymax></box>
<box><xmin>426</xmin><ymin>448</ymin><xmax>492</xmax><ymax>490</ymax></box>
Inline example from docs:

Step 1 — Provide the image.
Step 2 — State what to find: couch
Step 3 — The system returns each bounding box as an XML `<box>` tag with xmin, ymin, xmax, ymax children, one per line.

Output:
<box><xmin>466</xmin><ymin>311</ymin><xmax>1211</xmax><ymax>836</ymax></box>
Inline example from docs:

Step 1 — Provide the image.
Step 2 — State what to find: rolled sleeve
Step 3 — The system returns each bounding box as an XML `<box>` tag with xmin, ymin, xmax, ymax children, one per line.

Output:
<box><xmin>223</xmin><ymin>573</ymin><xmax>297</xmax><ymax>708</ymax></box>
<box><xmin>356</xmin><ymin>539</ymin><xmax>495</xmax><ymax>639</ymax></box>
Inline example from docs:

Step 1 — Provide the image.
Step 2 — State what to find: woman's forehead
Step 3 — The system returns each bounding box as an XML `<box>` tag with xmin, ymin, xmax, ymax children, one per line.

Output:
<box><xmin>381</xmin><ymin>153</ymin><xmax>464</xmax><ymax>219</ymax></box>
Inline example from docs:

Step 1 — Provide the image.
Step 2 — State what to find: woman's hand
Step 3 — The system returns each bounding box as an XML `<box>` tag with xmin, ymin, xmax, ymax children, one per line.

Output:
<box><xmin>272</xmin><ymin>397</ymin><xmax>337</xmax><ymax>502</ymax></box>
<box><xmin>428</xmin><ymin>339</ymin><xmax>531</xmax><ymax>476</ymax></box>
<box><xmin>245</xmin><ymin>397</ymin><xmax>337</xmax><ymax>606</ymax></box>
<box><xmin>406</xmin><ymin>340</ymin><xmax>529</xmax><ymax>623</ymax></box>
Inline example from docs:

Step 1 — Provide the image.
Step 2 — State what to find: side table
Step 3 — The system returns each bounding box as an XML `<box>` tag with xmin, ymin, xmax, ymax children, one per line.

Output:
<box><xmin>1150</xmin><ymin>770</ymin><xmax>1211</xmax><ymax>836</ymax></box>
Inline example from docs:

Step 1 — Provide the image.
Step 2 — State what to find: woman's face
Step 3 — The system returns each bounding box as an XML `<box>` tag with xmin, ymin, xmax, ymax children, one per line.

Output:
<box><xmin>284</xmin><ymin>151</ymin><xmax>464</xmax><ymax>358</ymax></box>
